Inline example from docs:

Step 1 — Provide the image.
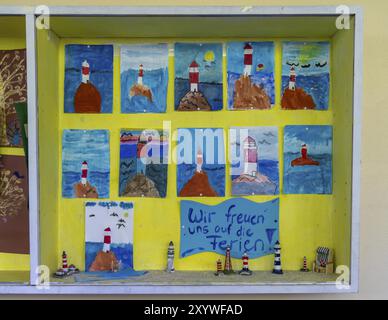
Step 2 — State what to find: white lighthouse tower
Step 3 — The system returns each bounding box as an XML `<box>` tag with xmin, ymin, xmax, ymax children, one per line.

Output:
<box><xmin>103</xmin><ymin>227</ymin><xmax>111</xmax><ymax>253</ymax></box>
<box><xmin>196</xmin><ymin>148</ymin><xmax>203</xmax><ymax>173</ymax></box>
<box><xmin>137</xmin><ymin>64</ymin><xmax>144</xmax><ymax>85</ymax></box>
<box><xmin>243</xmin><ymin>43</ymin><xmax>253</xmax><ymax>76</ymax></box>
<box><xmin>243</xmin><ymin>136</ymin><xmax>258</xmax><ymax>176</ymax></box>
<box><xmin>289</xmin><ymin>66</ymin><xmax>296</xmax><ymax>90</ymax></box>
<box><xmin>189</xmin><ymin>60</ymin><xmax>199</xmax><ymax>92</ymax></box>
<box><xmin>81</xmin><ymin>161</ymin><xmax>88</xmax><ymax>185</ymax></box>
<box><xmin>81</xmin><ymin>60</ymin><xmax>90</xmax><ymax>83</ymax></box>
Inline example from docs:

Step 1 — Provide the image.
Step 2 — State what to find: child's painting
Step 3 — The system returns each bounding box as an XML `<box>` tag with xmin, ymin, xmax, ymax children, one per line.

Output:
<box><xmin>85</xmin><ymin>201</ymin><xmax>135</xmax><ymax>272</ymax></box>
<box><xmin>177</xmin><ymin>128</ymin><xmax>225</xmax><ymax>197</ymax></box>
<box><xmin>174</xmin><ymin>43</ymin><xmax>223</xmax><ymax>111</ymax></box>
<box><xmin>283</xmin><ymin>125</ymin><xmax>332</xmax><ymax>194</ymax></box>
<box><xmin>64</xmin><ymin>44</ymin><xmax>113</xmax><ymax>113</ymax></box>
<box><xmin>121</xmin><ymin>44</ymin><xmax>168</xmax><ymax>113</ymax></box>
<box><xmin>227</xmin><ymin>42</ymin><xmax>275</xmax><ymax>110</ymax></box>
<box><xmin>0</xmin><ymin>155</ymin><xmax>29</xmax><ymax>254</ymax></box>
<box><xmin>0</xmin><ymin>49</ymin><xmax>27</xmax><ymax>147</ymax></box>
<box><xmin>281</xmin><ymin>41</ymin><xmax>330</xmax><ymax>110</ymax></box>
<box><xmin>62</xmin><ymin>130</ymin><xmax>110</xmax><ymax>198</ymax></box>
<box><xmin>230</xmin><ymin>127</ymin><xmax>279</xmax><ymax>195</ymax></box>
<box><xmin>119</xmin><ymin>129</ymin><xmax>168</xmax><ymax>197</ymax></box>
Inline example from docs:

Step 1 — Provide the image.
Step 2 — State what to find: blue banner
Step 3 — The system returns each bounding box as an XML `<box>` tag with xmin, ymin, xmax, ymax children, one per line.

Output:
<box><xmin>180</xmin><ymin>198</ymin><xmax>279</xmax><ymax>259</ymax></box>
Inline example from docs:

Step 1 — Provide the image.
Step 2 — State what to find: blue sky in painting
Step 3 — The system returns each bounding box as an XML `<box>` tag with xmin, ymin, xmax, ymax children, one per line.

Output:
<box><xmin>121</xmin><ymin>43</ymin><xmax>168</xmax><ymax>70</ymax></box>
<box><xmin>174</xmin><ymin>43</ymin><xmax>223</xmax><ymax>83</ymax></box>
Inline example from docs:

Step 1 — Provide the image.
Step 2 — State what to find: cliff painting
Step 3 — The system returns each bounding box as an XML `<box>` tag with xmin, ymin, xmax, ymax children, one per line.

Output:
<box><xmin>230</xmin><ymin>127</ymin><xmax>279</xmax><ymax>195</ymax></box>
<box><xmin>62</xmin><ymin>130</ymin><xmax>110</xmax><ymax>198</ymax></box>
<box><xmin>227</xmin><ymin>42</ymin><xmax>274</xmax><ymax>110</ymax></box>
<box><xmin>174</xmin><ymin>43</ymin><xmax>223</xmax><ymax>111</ymax></box>
<box><xmin>281</xmin><ymin>41</ymin><xmax>330</xmax><ymax>110</ymax></box>
<box><xmin>0</xmin><ymin>49</ymin><xmax>27</xmax><ymax>147</ymax></box>
<box><xmin>283</xmin><ymin>125</ymin><xmax>332</xmax><ymax>194</ymax></box>
<box><xmin>0</xmin><ymin>155</ymin><xmax>29</xmax><ymax>254</ymax></box>
<box><xmin>64</xmin><ymin>44</ymin><xmax>113</xmax><ymax>113</ymax></box>
<box><xmin>119</xmin><ymin>129</ymin><xmax>168</xmax><ymax>198</ymax></box>
<box><xmin>121</xmin><ymin>44</ymin><xmax>168</xmax><ymax>113</ymax></box>
<box><xmin>177</xmin><ymin>128</ymin><xmax>225</xmax><ymax>197</ymax></box>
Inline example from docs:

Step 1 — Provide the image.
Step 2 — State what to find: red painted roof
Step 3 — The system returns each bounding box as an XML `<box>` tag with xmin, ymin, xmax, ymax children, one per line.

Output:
<box><xmin>244</xmin><ymin>43</ymin><xmax>252</xmax><ymax>50</ymax></box>
<box><xmin>104</xmin><ymin>227</ymin><xmax>111</xmax><ymax>232</ymax></box>
<box><xmin>190</xmin><ymin>60</ymin><xmax>199</xmax><ymax>68</ymax></box>
<box><xmin>244</xmin><ymin>136</ymin><xmax>256</xmax><ymax>144</ymax></box>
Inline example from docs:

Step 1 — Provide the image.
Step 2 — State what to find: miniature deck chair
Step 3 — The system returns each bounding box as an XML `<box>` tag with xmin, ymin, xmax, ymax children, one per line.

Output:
<box><xmin>312</xmin><ymin>247</ymin><xmax>334</xmax><ymax>274</ymax></box>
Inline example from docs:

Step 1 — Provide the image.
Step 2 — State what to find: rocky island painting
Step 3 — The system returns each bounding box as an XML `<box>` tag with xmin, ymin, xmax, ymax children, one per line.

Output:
<box><xmin>281</xmin><ymin>41</ymin><xmax>330</xmax><ymax>110</ymax></box>
<box><xmin>174</xmin><ymin>43</ymin><xmax>223</xmax><ymax>111</ymax></box>
<box><xmin>177</xmin><ymin>128</ymin><xmax>225</xmax><ymax>197</ymax></box>
<box><xmin>227</xmin><ymin>42</ymin><xmax>274</xmax><ymax>110</ymax></box>
<box><xmin>120</xmin><ymin>44</ymin><xmax>168</xmax><ymax>113</ymax></box>
<box><xmin>230</xmin><ymin>127</ymin><xmax>279</xmax><ymax>195</ymax></box>
<box><xmin>64</xmin><ymin>44</ymin><xmax>113</xmax><ymax>113</ymax></box>
<box><xmin>119</xmin><ymin>129</ymin><xmax>168</xmax><ymax>197</ymax></box>
<box><xmin>62</xmin><ymin>129</ymin><xmax>110</xmax><ymax>198</ymax></box>
<box><xmin>283</xmin><ymin>125</ymin><xmax>332</xmax><ymax>194</ymax></box>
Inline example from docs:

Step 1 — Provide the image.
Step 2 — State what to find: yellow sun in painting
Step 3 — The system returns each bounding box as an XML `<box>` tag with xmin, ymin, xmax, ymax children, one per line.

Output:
<box><xmin>123</xmin><ymin>212</ymin><xmax>129</xmax><ymax>218</ymax></box>
<box><xmin>204</xmin><ymin>50</ymin><xmax>215</xmax><ymax>62</ymax></box>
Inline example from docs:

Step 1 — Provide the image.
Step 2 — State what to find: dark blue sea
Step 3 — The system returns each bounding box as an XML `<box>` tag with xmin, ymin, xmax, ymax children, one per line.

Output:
<box><xmin>174</xmin><ymin>78</ymin><xmax>223</xmax><ymax>111</ymax></box>
<box><xmin>62</xmin><ymin>171</ymin><xmax>110</xmax><ymax>198</ymax></box>
<box><xmin>283</xmin><ymin>153</ymin><xmax>332</xmax><ymax>194</ymax></box>
<box><xmin>177</xmin><ymin>163</ymin><xmax>225</xmax><ymax>196</ymax></box>
<box><xmin>281</xmin><ymin>73</ymin><xmax>330</xmax><ymax>110</ymax></box>
<box><xmin>85</xmin><ymin>242</ymin><xmax>133</xmax><ymax>271</ymax></box>
<box><xmin>227</xmin><ymin>71</ymin><xmax>275</xmax><ymax>108</ymax></box>
<box><xmin>121</xmin><ymin>68</ymin><xmax>168</xmax><ymax>113</ymax></box>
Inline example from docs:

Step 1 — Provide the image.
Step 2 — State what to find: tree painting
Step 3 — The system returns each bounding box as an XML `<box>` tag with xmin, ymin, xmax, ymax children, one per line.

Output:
<box><xmin>0</xmin><ymin>49</ymin><xmax>27</xmax><ymax>147</ymax></box>
<box><xmin>0</xmin><ymin>169</ymin><xmax>26</xmax><ymax>219</ymax></box>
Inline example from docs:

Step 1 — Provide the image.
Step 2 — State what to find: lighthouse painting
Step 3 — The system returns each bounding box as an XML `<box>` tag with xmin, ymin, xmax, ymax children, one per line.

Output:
<box><xmin>85</xmin><ymin>201</ymin><xmax>137</xmax><ymax>272</ymax></box>
<box><xmin>62</xmin><ymin>130</ymin><xmax>110</xmax><ymax>198</ymax></box>
<box><xmin>230</xmin><ymin>127</ymin><xmax>279</xmax><ymax>195</ymax></box>
<box><xmin>120</xmin><ymin>44</ymin><xmax>168</xmax><ymax>113</ymax></box>
<box><xmin>64</xmin><ymin>44</ymin><xmax>113</xmax><ymax>113</ymax></box>
<box><xmin>227</xmin><ymin>42</ymin><xmax>275</xmax><ymax>110</ymax></box>
<box><xmin>177</xmin><ymin>128</ymin><xmax>225</xmax><ymax>197</ymax></box>
<box><xmin>283</xmin><ymin>125</ymin><xmax>332</xmax><ymax>194</ymax></box>
<box><xmin>119</xmin><ymin>129</ymin><xmax>169</xmax><ymax>197</ymax></box>
<box><xmin>174</xmin><ymin>43</ymin><xmax>223</xmax><ymax>111</ymax></box>
<box><xmin>281</xmin><ymin>41</ymin><xmax>330</xmax><ymax>110</ymax></box>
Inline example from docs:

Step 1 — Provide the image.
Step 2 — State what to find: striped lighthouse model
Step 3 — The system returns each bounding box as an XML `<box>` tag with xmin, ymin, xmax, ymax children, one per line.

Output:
<box><xmin>223</xmin><ymin>245</ymin><xmax>234</xmax><ymax>275</ymax></box>
<box><xmin>289</xmin><ymin>66</ymin><xmax>296</xmax><ymax>90</ymax></box>
<box><xmin>103</xmin><ymin>227</ymin><xmax>111</xmax><ymax>252</ymax></box>
<box><xmin>167</xmin><ymin>241</ymin><xmax>175</xmax><ymax>273</ymax></box>
<box><xmin>243</xmin><ymin>43</ymin><xmax>253</xmax><ymax>76</ymax></box>
<box><xmin>215</xmin><ymin>259</ymin><xmax>223</xmax><ymax>276</ymax></box>
<box><xmin>81</xmin><ymin>161</ymin><xmax>88</xmax><ymax>185</ymax></box>
<box><xmin>272</xmin><ymin>240</ymin><xmax>283</xmax><ymax>274</ymax></box>
<box><xmin>137</xmin><ymin>64</ymin><xmax>144</xmax><ymax>85</ymax></box>
<box><xmin>243</xmin><ymin>136</ymin><xmax>258</xmax><ymax>177</ymax></box>
<box><xmin>239</xmin><ymin>252</ymin><xmax>253</xmax><ymax>276</ymax></box>
<box><xmin>300</xmin><ymin>256</ymin><xmax>309</xmax><ymax>272</ymax></box>
<box><xmin>189</xmin><ymin>60</ymin><xmax>199</xmax><ymax>92</ymax></box>
<box><xmin>62</xmin><ymin>251</ymin><xmax>68</xmax><ymax>272</ymax></box>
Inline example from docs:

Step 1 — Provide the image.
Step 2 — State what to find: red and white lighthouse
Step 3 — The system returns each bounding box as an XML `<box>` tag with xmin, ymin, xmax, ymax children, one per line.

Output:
<box><xmin>81</xmin><ymin>60</ymin><xmax>90</xmax><ymax>83</ymax></box>
<box><xmin>243</xmin><ymin>43</ymin><xmax>253</xmax><ymax>76</ymax></box>
<box><xmin>62</xmin><ymin>251</ymin><xmax>68</xmax><ymax>272</ymax></box>
<box><xmin>137</xmin><ymin>64</ymin><xmax>144</xmax><ymax>85</ymax></box>
<box><xmin>301</xmin><ymin>144</ymin><xmax>307</xmax><ymax>159</ymax></box>
<box><xmin>103</xmin><ymin>227</ymin><xmax>111</xmax><ymax>252</ymax></box>
<box><xmin>81</xmin><ymin>161</ymin><xmax>88</xmax><ymax>185</ymax></box>
<box><xmin>189</xmin><ymin>60</ymin><xmax>199</xmax><ymax>92</ymax></box>
<box><xmin>196</xmin><ymin>148</ymin><xmax>203</xmax><ymax>173</ymax></box>
<box><xmin>243</xmin><ymin>136</ymin><xmax>258</xmax><ymax>176</ymax></box>
<box><xmin>289</xmin><ymin>66</ymin><xmax>296</xmax><ymax>90</ymax></box>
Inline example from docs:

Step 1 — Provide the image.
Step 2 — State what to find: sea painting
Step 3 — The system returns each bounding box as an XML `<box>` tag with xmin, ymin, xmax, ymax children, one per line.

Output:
<box><xmin>0</xmin><ymin>49</ymin><xmax>27</xmax><ymax>147</ymax></box>
<box><xmin>281</xmin><ymin>41</ymin><xmax>330</xmax><ymax>110</ymax></box>
<box><xmin>119</xmin><ymin>129</ymin><xmax>169</xmax><ymax>197</ymax></box>
<box><xmin>227</xmin><ymin>42</ymin><xmax>275</xmax><ymax>110</ymax></box>
<box><xmin>174</xmin><ymin>43</ymin><xmax>223</xmax><ymax>111</ymax></box>
<box><xmin>62</xmin><ymin>129</ymin><xmax>110</xmax><ymax>198</ymax></box>
<box><xmin>64</xmin><ymin>44</ymin><xmax>113</xmax><ymax>113</ymax></box>
<box><xmin>283</xmin><ymin>125</ymin><xmax>332</xmax><ymax>194</ymax></box>
<box><xmin>85</xmin><ymin>201</ymin><xmax>138</xmax><ymax>273</ymax></box>
<box><xmin>120</xmin><ymin>44</ymin><xmax>169</xmax><ymax>113</ymax></box>
<box><xmin>177</xmin><ymin>128</ymin><xmax>225</xmax><ymax>197</ymax></box>
<box><xmin>230</xmin><ymin>127</ymin><xmax>279</xmax><ymax>195</ymax></box>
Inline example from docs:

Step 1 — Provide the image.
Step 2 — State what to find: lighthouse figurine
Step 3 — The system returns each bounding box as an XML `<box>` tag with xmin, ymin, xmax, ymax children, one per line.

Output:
<box><xmin>272</xmin><ymin>240</ymin><xmax>283</xmax><ymax>274</ymax></box>
<box><xmin>223</xmin><ymin>245</ymin><xmax>234</xmax><ymax>275</ymax></box>
<box><xmin>215</xmin><ymin>259</ymin><xmax>223</xmax><ymax>276</ymax></box>
<box><xmin>243</xmin><ymin>136</ymin><xmax>258</xmax><ymax>176</ymax></box>
<box><xmin>300</xmin><ymin>256</ymin><xmax>310</xmax><ymax>272</ymax></box>
<box><xmin>62</xmin><ymin>251</ymin><xmax>68</xmax><ymax>273</ymax></box>
<box><xmin>189</xmin><ymin>60</ymin><xmax>199</xmax><ymax>92</ymax></box>
<box><xmin>167</xmin><ymin>241</ymin><xmax>175</xmax><ymax>273</ymax></box>
<box><xmin>288</xmin><ymin>66</ymin><xmax>296</xmax><ymax>90</ymax></box>
<box><xmin>138</xmin><ymin>64</ymin><xmax>144</xmax><ymax>85</ymax></box>
<box><xmin>243</xmin><ymin>43</ymin><xmax>253</xmax><ymax>76</ymax></box>
<box><xmin>103</xmin><ymin>227</ymin><xmax>111</xmax><ymax>252</ymax></box>
<box><xmin>196</xmin><ymin>148</ymin><xmax>203</xmax><ymax>173</ymax></box>
<box><xmin>239</xmin><ymin>252</ymin><xmax>252</xmax><ymax>276</ymax></box>
<box><xmin>81</xmin><ymin>161</ymin><xmax>88</xmax><ymax>185</ymax></box>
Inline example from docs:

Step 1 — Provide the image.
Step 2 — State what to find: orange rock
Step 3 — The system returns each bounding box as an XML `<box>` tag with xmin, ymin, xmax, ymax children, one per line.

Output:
<box><xmin>74</xmin><ymin>82</ymin><xmax>101</xmax><ymax>113</ymax></box>
<box><xmin>291</xmin><ymin>157</ymin><xmax>320</xmax><ymax>167</ymax></box>
<box><xmin>129</xmin><ymin>84</ymin><xmax>153</xmax><ymax>102</ymax></box>
<box><xmin>281</xmin><ymin>87</ymin><xmax>316</xmax><ymax>110</ymax></box>
<box><xmin>89</xmin><ymin>251</ymin><xmax>118</xmax><ymax>272</ymax></box>
<box><xmin>179</xmin><ymin>171</ymin><xmax>218</xmax><ymax>197</ymax></box>
<box><xmin>233</xmin><ymin>75</ymin><xmax>271</xmax><ymax>110</ymax></box>
<box><xmin>73</xmin><ymin>181</ymin><xmax>99</xmax><ymax>198</ymax></box>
